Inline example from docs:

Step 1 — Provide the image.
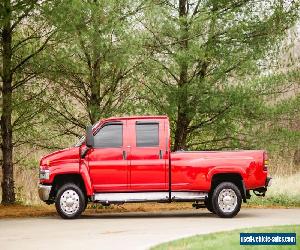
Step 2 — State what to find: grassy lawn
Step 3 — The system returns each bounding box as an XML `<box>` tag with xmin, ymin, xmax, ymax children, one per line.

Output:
<box><xmin>245</xmin><ymin>172</ymin><xmax>300</xmax><ymax>208</ymax></box>
<box><xmin>0</xmin><ymin>201</ymin><xmax>299</xmax><ymax>219</ymax></box>
<box><xmin>152</xmin><ymin>225</ymin><xmax>299</xmax><ymax>250</ymax></box>
<box><xmin>245</xmin><ymin>195</ymin><xmax>300</xmax><ymax>208</ymax></box>
<box><xmin>0</xmin><ymin>202</ymin><xmax>194</xmax><ymax>219</ymax></box>
<box><xmin>0</xmin><ymin>204</ymin><xmax>56</xmax><ymax>218</ymax></box>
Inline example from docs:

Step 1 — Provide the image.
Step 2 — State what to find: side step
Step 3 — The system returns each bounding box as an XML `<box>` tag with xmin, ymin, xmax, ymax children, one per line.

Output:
<box><xmin>171</xmin><ymin>192</ymin><xmax>208</xmax><ymax>201</ymax></box>
<box><xmin>93</xmin><ymin>191</ymin><xmax>207</xmax><ymax>204</ymax></box>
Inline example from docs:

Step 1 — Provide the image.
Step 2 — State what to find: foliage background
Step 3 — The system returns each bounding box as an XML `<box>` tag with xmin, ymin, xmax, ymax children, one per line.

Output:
<box><xmin>0</xmin><ymin>0</ymin><xmax>299</xmax><ymax>204</ymax></box>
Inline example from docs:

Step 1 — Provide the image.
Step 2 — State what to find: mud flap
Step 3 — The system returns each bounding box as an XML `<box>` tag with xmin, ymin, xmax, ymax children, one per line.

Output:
<box><xmin>241</xmin><ymin>180</ymin><xmax>247</xmax><ymax>202</ymax></box>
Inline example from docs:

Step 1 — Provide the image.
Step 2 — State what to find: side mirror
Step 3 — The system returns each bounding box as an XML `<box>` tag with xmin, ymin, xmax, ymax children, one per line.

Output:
<box><xmin>86</xmin><ymin>125</ymin><xmax>94</xmax><ymax>148</ymax></box>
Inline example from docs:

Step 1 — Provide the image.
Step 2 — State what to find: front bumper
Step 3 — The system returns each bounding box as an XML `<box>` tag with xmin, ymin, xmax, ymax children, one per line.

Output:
<box><xmin>38</xmin><ymin>184</ymin><xmax>52</xmax><ymax>201</ymax></box>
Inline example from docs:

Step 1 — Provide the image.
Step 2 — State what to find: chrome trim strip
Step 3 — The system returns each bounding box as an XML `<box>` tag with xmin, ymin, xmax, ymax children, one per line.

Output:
<box><xmin>171</xmin><ymin>191</ymin><xmax>208</xmax><ymax>201</ymax></box>
<box><xmin>93</xmin><ymin>191</ymin><xmax>208</xmax><ymax>203</ymax></box>
<box><xmin>38</xmin><ymin>184</ymin><xmax>52</xmax><ymax>201</ymax></box>
<box><xmin>94</xmin><ymin>192</ymin><xmax>169</xmax><ymax>203</ymax></box>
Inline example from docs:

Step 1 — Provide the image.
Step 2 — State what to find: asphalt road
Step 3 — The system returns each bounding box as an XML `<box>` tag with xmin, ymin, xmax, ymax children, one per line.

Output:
<box><xmin>0</xmin><ymin>208</ymin><xmax>299</xmax><ymax>250</ymax></box>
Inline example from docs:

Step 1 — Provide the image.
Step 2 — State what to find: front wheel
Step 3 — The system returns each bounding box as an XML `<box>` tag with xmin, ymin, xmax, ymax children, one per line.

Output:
<box><xmin>55</xmin><ymin>183</ymin><xmax>86</xmax><ymax>219</ymax></box>
<box><xmin>212</xmin><ymin>182</ymin><xmax>242</xmax><ymax>218</ymax></box>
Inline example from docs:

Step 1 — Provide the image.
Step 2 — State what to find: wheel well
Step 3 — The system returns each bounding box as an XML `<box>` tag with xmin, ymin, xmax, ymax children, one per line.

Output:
<box><xmin>211</xmin><ymin>173</ymin><xmax>246</xmax><ymax>202</ymax></box>
<box><xmin>49</xmin><ymin>174</ymin><xmax>87</xmax><ymax>201</ymax></box>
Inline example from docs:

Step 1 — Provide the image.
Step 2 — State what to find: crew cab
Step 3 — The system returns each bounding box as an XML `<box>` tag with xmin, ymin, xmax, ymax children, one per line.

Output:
<box><xmin>38</xmin><ymin>115</ymin><xmax>271</xmax><ymax>219</ymax></box>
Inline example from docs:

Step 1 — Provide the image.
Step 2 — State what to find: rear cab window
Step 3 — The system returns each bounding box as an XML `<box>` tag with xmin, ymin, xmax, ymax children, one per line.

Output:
<box><xmin>135</xmin><ymin>122</ymin><xmax>159</xmax><ymax>147</ymax></box>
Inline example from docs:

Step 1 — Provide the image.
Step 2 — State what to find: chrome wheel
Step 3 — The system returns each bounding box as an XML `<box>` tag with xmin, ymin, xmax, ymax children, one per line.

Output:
<box><xmin>60</xmin><ymin>189</ymin><xmax>80</xmax><ymax>215</ymax></box>
<box><xmin>217</xmin><ymin>188</ymin><xmax>237</xmax><ymax>213</ymax></box>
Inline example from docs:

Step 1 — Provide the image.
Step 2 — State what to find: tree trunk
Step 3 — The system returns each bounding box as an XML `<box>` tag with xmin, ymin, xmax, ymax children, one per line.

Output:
<box><xmin>89</xmin><ymin>82</ymin><xmax>101</xmax><ymax>124</ymax></box>
<box><xmin>88</xmin><ymin>59</ymin><xmax>101</xmax><ymax>124</ymax></box>
<box><xmin>173</xmin><ymin>110</ymin><xmax>189</xmax><ymax>151</ymax></box>
<box><xmin>173</xmin><ymin>0</ymin><xmax>190</xmax><ymax>151</ymax></box>
<box><xmin>87</xmin><ymin>12</ymin><xmax>103</xmax><ymax>124</ymax></box>
<box><xmin>1</xmin><ymin>0</ymin><xmax>15</xmax><ymax>204</ymax></box>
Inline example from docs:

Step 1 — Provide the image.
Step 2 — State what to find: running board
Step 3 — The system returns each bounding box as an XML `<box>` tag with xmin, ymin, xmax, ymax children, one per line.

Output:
<box><xmin>171</xmin><ymin>192</ymin><xmax>208</xmax><ymax>201</ymax></box>
<box><xmin>93</xmin><ymin>191</ymin><xmax>207</xmax><ymax>204</ymax></box>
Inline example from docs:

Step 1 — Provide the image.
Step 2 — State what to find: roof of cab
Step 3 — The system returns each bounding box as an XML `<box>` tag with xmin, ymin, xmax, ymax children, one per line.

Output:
<box><xmin>103</xmin><ymin>115</ymin><xmax>168</xmax><ymax>121</ymax></box>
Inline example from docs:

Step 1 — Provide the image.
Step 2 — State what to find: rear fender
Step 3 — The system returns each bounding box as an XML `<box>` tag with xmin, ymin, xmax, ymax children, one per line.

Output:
<box><xmin>207</xmin><ymin>168</ymin><xmax>247</xmax><ymax>202</ymax></box>
<box><xmin>207</xmin><ymin>167</ymin><xmax>247</xmax><ymax>185</ymax></box>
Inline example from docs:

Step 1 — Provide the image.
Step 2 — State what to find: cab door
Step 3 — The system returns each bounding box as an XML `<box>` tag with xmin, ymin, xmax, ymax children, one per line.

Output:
<box><xmin>128</xmin><ymin>119</ymin><xmax>167</xmax><ymax>191</ymax></box>
<box><xmin>87</xmin><ymin>121</ymin><xmax>129</xmax><ymax>192</ymax></box>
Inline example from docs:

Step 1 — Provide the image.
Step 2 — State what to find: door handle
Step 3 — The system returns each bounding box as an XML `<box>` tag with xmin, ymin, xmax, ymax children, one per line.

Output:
<box><xmin>122</xmin><ymin>150</ymin><xmax>127</xmax><ymax>160</ymax></box>
<box><xmin>159</xmin><ymin>149</ymin><xmax>163</xmax><ymax>159</ymax></box>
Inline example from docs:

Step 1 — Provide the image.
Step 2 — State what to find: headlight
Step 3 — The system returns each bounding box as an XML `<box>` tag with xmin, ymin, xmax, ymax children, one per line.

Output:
<box><xmin>39</xmin><ymin>169</ymin><xmax>50</xmax><ymax>180</ymax></box>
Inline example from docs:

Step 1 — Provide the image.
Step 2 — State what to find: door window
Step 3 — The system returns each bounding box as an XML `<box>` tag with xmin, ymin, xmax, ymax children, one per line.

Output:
<box><xmin>94</xmin><ymin>123</ymin><xmax>123</xmax><ymax>148</ymax></box>
<box><xmin>136</xmin><ymin>122</ymin><xmax>159</xmax><ymax>147</ymax></box>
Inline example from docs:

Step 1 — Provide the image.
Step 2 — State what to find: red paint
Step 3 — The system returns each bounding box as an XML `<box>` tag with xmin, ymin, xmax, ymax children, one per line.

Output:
<box><xmin>40</xmin><ymin>116</ymin><xmax>268</xmax><ymax>198</ymax></box>
<box><xmin>127</xmin><ymin>119</ymin><xmax>168</xmax><ymax>191</ymax></box>
<box><xmin>40</xmin><ymin>147</ymin><xmax>80</xmax><ymax>184</ymax></box>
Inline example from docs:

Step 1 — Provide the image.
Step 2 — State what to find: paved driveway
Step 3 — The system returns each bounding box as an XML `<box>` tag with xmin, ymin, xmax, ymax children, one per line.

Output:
<box><xmin>0</xmin><ymin>208</ymin><xmax>299</xmax><ymax>250</ymax></box>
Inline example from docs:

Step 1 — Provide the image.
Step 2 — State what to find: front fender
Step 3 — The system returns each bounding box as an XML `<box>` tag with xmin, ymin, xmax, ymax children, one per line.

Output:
<box><xmin>80</xmin><ymin>162</ymin><xmax>93</xmax><ymax>196</ymax></box>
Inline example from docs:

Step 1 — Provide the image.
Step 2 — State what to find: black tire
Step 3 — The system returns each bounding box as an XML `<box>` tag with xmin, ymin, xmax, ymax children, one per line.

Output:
<box><xmin>212</xmin><ymin>182</ymin><xmax>242</xmax><ymax>218</ymax></box>
<box><xmin>83</xmin><ymin>198</ymin><xmax>88</xmax><ymax>212</ymax></box>
<box><xmin>55</xmin><ymin>183</ymin><xmax>86</xmax><ymax>219</ymax></box>
<box><xmin>204</xmin><ymin>195</ymin><xmax>214</xmax><ymax>213</ymax></box>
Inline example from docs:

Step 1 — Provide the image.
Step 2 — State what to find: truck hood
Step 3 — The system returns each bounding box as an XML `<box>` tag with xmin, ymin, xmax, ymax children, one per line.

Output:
<box><xmin>40</xmin><ymin>147</ymin><xmax>80</xmax><ymax>167</ymax></box>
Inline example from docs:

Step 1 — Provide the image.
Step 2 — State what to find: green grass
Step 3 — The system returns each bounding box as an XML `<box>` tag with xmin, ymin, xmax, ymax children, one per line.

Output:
<box><xmin>246</xmin><ymin>172</ymin><xmax>300</xmax><ymax>207</ymax></box>
<box><xmin>151</xmin><ymin>225</ymin><xmax>299</xmax><ymax>250</ymax></box>
<box><xmin>246</xmin><ymin>194</ymin><xmax>300</xmax><ymax>207</ymax></box>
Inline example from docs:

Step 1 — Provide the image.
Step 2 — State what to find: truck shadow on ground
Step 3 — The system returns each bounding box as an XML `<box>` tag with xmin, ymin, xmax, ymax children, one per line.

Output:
<box><xmin>79</xmin><ymin>211</ymin><xmax>256</xmax><ymax>219</ymax></box>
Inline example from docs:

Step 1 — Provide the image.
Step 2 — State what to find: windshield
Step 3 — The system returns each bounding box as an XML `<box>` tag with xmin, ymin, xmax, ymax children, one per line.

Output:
<box><xmin>74</xmin><ymin>121</ymin><xmax>100</xmax><ymax>147</ymax></box>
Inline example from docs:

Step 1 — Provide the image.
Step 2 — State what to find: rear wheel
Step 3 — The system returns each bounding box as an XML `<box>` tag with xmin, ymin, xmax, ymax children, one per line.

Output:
<box><xmin>55</xmin><ymin>183</ymin><xmax>85</xmax><ymax>219</ymax></box>
<box><xmin>212</xmin><ymin>182</ymin><xmax>242</xmax><ymax>218</ymax></box>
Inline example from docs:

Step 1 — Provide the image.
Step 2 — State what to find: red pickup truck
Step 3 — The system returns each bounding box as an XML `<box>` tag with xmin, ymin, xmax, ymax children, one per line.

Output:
<box><xmin>38</xmin><ymin>115</ymin><xmax>271</xmax><ymax>219</ymax></box>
